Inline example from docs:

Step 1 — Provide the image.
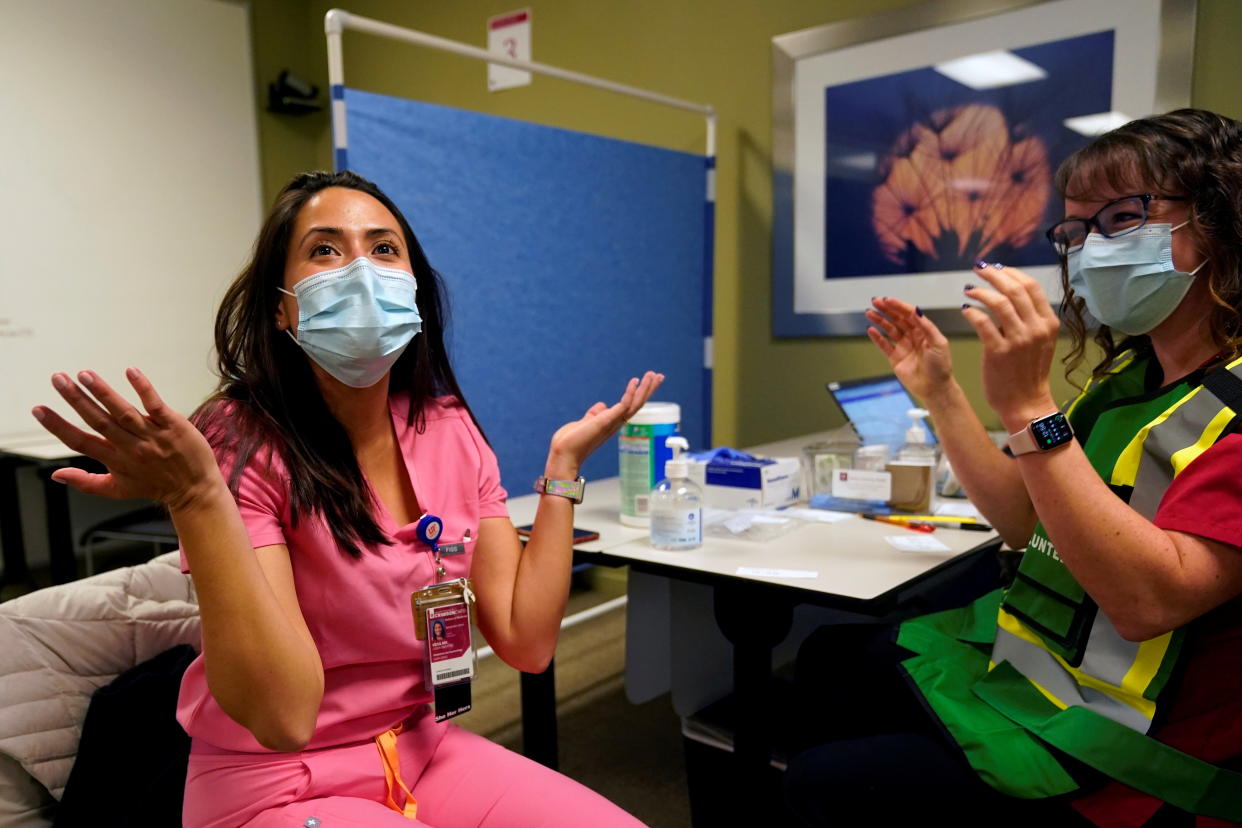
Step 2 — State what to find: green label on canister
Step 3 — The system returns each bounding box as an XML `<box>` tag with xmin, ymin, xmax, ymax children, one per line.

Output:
<box><xmin>619</xmin><ymin>421</ymin><xmax>679</xmax><ymax>520</ymax></box>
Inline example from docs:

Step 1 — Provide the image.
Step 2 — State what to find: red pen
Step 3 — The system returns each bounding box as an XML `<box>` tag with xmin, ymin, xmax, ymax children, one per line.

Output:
<box><xmin>862</xmin><ymin>514</ymin><xmax>936</xmax><ymax>532</ymax></box>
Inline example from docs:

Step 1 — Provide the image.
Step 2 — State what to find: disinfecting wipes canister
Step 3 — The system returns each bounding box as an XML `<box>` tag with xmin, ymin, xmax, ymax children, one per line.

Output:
<box><xmin>619</xmin><ymin>402</ymin><xmax>680</xmax><ymax>527</ymax></box>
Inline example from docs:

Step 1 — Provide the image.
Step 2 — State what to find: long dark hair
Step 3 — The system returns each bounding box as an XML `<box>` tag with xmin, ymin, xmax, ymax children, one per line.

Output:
<box><xmin>191</xmin><ymin>170</ymin><xmax>480</xmax><ymax>558</ymax></box>
<box><xmin>1054</xmin><ymin>108</ymin><xmax>1242</xmax><ymax>380</ymax></box>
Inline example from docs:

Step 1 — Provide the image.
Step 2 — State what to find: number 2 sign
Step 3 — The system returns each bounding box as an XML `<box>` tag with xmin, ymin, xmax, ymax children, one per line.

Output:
<box><xmin>487</xmin><ymin>9</ymin><xmax>531</xmax><ymax>92</ymax></box>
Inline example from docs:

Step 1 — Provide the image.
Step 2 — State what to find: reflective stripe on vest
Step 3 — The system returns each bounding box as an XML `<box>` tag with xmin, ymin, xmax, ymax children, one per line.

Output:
<box><xmin>1114</xmin><ymin>359</ymin><xmax>1242</xmax><ymax>518</ymax></box>
<box><xmin>992</xmin><ymin>352</ymin><xmax>1242</xmax><ymax>732</ymax></box>
<box><xmin>1063</xmin><ymin>350</ymin><xmax>1137</xmax><ymax>421</ymax></box>
<box><xmin>993</xmin><ymin>609</ymin><xmax>1165</xmax><ymax>732</ymax></box>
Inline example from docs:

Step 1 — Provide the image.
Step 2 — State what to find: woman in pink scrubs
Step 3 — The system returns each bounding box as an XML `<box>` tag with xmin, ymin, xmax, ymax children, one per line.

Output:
<box><xmin>32</xmin><ymin>170</ymin><xmax>662</xmax><ymax>827</ymax></box>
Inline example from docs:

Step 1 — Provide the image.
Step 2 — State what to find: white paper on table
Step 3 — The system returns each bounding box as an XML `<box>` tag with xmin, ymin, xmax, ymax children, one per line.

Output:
<box><xmin>779</xmin><ymin>507</ymin><xmax>854</xmax><ymax>523</ymax></box>
<box><xmin>736</xmin><ymin>566</ymin><xmax>819</xmax><ymax>579</ymax></box>
<box><xmin>935</xmin><ymin>502</ymin><xmax>984</xmax><ymax>519</ymax></box>
<box><xmin>885</xmin><ymin>534</ymin><xmax>952</xmax><ymax>552</ymax></box>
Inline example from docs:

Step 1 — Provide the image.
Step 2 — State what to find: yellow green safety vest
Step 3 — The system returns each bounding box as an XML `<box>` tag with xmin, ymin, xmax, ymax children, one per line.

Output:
<box><xmin>981</xmin><ymin>350</ymin><xmax>1242</xmax><ymax>817</ymax></box>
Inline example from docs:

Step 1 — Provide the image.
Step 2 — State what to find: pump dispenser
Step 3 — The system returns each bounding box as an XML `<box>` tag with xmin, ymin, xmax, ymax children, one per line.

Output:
<box><xmin>897</xmin><ymin>408</ymin><xmax>937</xmax><ymax>463</ymax></box>
<box><xmin>649</xmin><ymin>436</ymin><xmax>703</xmax><ymax>550</ymax></box>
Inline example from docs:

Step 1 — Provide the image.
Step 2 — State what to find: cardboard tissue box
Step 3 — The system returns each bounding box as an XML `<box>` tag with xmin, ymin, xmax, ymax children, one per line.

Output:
<box><xmin>686</xmin><ymin>448</ymin><xmax>801</xmax><ymax>510</ymax></box>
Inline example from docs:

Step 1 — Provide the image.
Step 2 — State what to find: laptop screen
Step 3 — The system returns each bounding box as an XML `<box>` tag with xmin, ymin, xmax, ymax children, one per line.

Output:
<box><xmin>826</xmin><ymin>376</ymin><xmax>938</xmax><ymax>448</ymax></box>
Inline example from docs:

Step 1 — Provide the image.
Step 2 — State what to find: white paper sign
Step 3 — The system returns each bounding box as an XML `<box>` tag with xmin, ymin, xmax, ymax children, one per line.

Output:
<box><xmin>487</xmin><ymin>9</ymin><xmax>531</xmax><ymax>91</ymax></box>
<box><xmin>885</xmin><ymin>535</ymin><xmax>952</xmax><ymax>552</ymax></box>
<box><xmin>736</xmin><ymin>567</ymin><xmax>820</xmax><ymax>579</ymax></box>
<box><xmin>830</xmin><ymin>469</ymin><xmax>892</xmax><ymax>501</ymax></box>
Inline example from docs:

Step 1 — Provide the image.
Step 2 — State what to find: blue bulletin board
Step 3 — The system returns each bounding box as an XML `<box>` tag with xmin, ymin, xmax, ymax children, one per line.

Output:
<box><xmin>342</xmin><ymin>89</ymin><xmax>711</xmax><ymax>495</ymax></box>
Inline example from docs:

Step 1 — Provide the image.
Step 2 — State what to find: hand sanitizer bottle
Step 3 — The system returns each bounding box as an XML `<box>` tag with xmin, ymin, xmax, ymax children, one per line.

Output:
<box><xmin>649</xmin><ymin>436</ymin><xmax>703</xmax><ymax>551</ymax></box>
<box><xmin>889</xmin><ymin>408</ymin><xmax>937</xmax><ymax>512</ymax></box>
<box><xmin>897</xmin><ymin>408</ymin><xmax>937</xmax><ymax>464</ymax></box>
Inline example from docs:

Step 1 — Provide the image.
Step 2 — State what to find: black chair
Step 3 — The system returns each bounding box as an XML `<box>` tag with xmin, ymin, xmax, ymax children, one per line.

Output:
<box><xmin>78</xmin><ymin>505</ymin><xmax>178</xmax><ymax>575</ymax></box>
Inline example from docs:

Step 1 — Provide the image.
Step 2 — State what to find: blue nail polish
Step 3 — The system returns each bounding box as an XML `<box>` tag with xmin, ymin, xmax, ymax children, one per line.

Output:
<box><xmin>974</xmin><ymin>260</ymin><xmax>987</xmax><ymax>269</ymax></box>
<box><xmin>915</xmin><ymin>306</ymin><xmax>924</xmax><ymax>317</ymax></box>
<box><xmin>993</xmin><ymin>262</ymin><xmax>1005</xmax><ymax>269</ymax></box>
<box><xmin>962</xmin><ymin>303</ymin><xmax>971</xmax><ymax>309</ymax></box>
<box><xmin>964</xmin><ymin>283</ymin><xmax>975</xmax><ymax>290</ymax></box>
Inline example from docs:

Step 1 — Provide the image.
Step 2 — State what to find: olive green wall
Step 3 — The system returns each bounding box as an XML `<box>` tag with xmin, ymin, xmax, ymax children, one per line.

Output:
<box><xmin>245</xmin><ymin>0</ymin><xmax>1242</xmax><ymax>446</ymax></box>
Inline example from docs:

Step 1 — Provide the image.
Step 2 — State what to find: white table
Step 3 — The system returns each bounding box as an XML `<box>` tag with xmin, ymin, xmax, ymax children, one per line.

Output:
<box><xmin>508</xmin><ymin>429</ymin><xmax>986</xmax><ymax>594</ymax></box>
<box><xmin>506</xmin><ymin>430</ymin><xmax>999</xmax><ymax>776</ymax></box>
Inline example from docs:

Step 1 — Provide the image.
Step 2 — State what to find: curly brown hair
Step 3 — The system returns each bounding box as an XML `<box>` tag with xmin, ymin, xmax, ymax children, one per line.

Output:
<box><xmin>1054</xmin><ymin>108</ymin><xmax>1242</xmax><ymax>380</ymax></box>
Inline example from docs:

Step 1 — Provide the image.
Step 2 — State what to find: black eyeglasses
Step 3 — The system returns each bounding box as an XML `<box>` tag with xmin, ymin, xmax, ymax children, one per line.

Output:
<box><xmin>1044</xmin><ymin>194</ymin><xmax>1189</xmax><ymax>255</ymax></box>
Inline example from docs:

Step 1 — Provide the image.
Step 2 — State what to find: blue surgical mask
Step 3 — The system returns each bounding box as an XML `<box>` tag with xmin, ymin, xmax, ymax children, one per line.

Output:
<box><xmin>1067</xmin><ymin>221</ymin><xmax>1208</xmax><ymax>336</ymax></box>
<box><xmin>279</xmin><ymin>257</ymin><xmax>422</xmax><ymax>388</ymax></box>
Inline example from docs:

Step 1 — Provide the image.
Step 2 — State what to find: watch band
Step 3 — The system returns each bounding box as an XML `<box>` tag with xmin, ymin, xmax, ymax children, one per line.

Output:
<box><xmin>1006</xmin><ymin>424</ymin><xmax>1040</xmax><ymax>456</ymax></box>
<box><xmin>534</xmin><ymin>475</ymin><xmax>586</xmax><ymax>504</ymax></box>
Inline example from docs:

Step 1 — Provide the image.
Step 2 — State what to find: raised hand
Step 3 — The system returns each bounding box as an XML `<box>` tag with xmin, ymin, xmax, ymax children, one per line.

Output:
<box><xmin>31</xmin><ymin>368</ymin><xmax>222</xmax><ymax>510</ymax></box>
<box><xmin>544</xmin><ymin>371</ymin><xmax>664</xmax><ymax>477</ymax></box>
<box><xmin>865</xmin><ymin>297</ymin><xmax>955</xmax><ymax>403</ymax></box>
<box><xmin>960</xmin><ymin>262</ymin><xmax>1060</xmax><ymax>430</ymax></box>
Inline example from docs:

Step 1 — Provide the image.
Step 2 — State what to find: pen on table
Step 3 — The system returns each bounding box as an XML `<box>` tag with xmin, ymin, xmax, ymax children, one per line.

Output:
<box><xmin>931</xmin><ymin>521</ymin><xmax>992</xmax><ymax>532</ymax></box>
<box><xmin>877</xmin><ymin>514</ymin><xmax>983</xmax><ymax>523</ymax></box>
<box><xmin>861</xmin><ymin>514</ymin><xmax>936</xmax><ymax>532</ymax></box>
<box><xmin>862</xmin><ymin>514</ymin><xmax>993</xmax><ymax>532</ymax></box>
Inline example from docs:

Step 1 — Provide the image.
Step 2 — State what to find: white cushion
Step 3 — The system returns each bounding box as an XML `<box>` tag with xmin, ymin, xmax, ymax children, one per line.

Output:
<box><xmin>0</xmin><ymin>552</ymin><xmax>200</xmax><ymax>804</ymax></box>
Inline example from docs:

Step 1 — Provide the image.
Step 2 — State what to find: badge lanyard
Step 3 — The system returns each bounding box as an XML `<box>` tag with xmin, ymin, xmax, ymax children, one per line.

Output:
<box><xmin>413</xmin><ymin>514</ymin><xmax>477</xmax><ymax>722</ymax></box>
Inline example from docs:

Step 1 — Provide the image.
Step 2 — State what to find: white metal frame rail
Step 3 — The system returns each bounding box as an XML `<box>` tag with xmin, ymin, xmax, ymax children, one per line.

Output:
<box><xmin>324</xmin><ymin>8</ymin><xmax>716</xmax><ymax>163</ymax></box>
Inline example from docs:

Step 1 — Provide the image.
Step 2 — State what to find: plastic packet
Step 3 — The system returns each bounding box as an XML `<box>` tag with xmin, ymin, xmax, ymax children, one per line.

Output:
<box><xmin>702</xmin><ymin>508</ymin><xmax>805</xmax><ymax>542</ymax></box>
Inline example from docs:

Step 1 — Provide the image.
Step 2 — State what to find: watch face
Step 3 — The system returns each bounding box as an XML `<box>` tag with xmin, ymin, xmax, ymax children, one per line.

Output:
<box><xmin>1030</xmin><ymin>413</ymin><xmax>1073</xmax><ymax>449</ymax></box>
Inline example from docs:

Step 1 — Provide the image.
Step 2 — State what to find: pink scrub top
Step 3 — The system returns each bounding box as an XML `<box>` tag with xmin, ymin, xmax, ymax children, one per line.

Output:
<box><xmin>176</xmin><ymin>394</ymin><xmax>509</xmax><ymax>753</ymax></box>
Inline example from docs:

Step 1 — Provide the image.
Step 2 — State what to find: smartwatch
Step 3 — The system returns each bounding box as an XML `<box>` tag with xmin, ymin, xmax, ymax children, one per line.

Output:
<box><xmin>1006</xmin><ymin>412</ymin><xmax>1074</xmax><ymax>456</ymax></box>
<box><xmin>534</xmin><ymin>475</ymin><xmax>586</xmax><ymax>504</ymax></box>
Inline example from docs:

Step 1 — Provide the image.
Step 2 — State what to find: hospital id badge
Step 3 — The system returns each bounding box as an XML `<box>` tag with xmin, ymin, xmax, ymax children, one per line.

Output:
<box><xmin>412</xmin><ymin>578</ymin><xmax>476</xmax><ymax>722</ymax></box>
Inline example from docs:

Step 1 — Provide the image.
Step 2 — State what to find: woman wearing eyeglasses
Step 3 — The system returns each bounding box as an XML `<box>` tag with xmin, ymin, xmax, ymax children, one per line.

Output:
<box><xmin>785</xmin><ymin>109</ymin><xmax>1242</xmax><ymax>826</ymax></box>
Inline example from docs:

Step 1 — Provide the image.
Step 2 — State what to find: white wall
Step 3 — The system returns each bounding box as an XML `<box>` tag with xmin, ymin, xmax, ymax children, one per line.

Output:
<box><xmin>0</xmin><ymin>0</ymin><xmax>262</xmax><ymax>441</ymax></box>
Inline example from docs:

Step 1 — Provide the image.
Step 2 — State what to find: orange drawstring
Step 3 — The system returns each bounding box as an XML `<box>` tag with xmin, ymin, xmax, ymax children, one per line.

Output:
<box><xmin>375</xmin><ymin>724</ymin><xmax>419</xmax><ymax>819</ymax></box>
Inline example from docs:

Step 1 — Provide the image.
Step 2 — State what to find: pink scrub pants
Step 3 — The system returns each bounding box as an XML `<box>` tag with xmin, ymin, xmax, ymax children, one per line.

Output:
<box><xmin>183</xmin><ymin>721</ymin><xmax>644</xmax><ymax>827</ymax></box>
